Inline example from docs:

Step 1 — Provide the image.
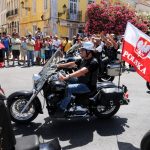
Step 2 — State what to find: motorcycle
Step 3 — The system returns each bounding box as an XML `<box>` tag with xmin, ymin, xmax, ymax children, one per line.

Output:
<box><xmin>7</xmin><ymin>50</ymin><xmax>129</xmax><ymax>124</ymax></box>
<box><xmin>141</xmin><ymin>130</ymin><xmax>150</xmax><ymax>150</ymax></box>
<box><xmin>0</xmin><ymin>85</ymin><xmax>61</xmax><ymax>150</ymax></box>
<box><xmin>146</xmin><ymin>82</ymin><xmax>150</xmax><ymax>90</ymax></box>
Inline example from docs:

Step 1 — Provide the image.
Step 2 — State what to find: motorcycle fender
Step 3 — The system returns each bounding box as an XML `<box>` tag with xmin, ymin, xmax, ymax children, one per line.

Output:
<box><xmin>7</xmin><ymin>91</ymin><xmax>43</xmax><ymax>114</ymax></box>
<box><xmin>0</xmin><ymin>94</ymin><xmax>7</xmax><ymax>101</ymax></box>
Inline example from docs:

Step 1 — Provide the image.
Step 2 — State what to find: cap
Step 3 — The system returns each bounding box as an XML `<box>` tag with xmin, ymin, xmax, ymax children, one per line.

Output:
<box><xmin>54</xmin><ymin>34</ymin><xmax>58</xmax><ymax>38</ymax></box>
<box><xmin>80</xmin><ymin>41</ymin><xmax>95</xmax><ymax>51</ymax></box>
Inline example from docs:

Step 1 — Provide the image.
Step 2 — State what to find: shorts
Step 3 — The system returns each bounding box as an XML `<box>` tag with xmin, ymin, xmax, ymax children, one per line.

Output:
<box><xmin>20</xmin><ymin>48</ymin><xmax>27</xmax><ymax>57</ymax></box>
<box><xmin>34</xmin><ymin>51</ymin><xmax>41</xmax><ymax>58</ymax></box>
<box><xmin>12</xmin><ymin>50</ymin><xmax>20</xmax><ymax>58</ymax></box>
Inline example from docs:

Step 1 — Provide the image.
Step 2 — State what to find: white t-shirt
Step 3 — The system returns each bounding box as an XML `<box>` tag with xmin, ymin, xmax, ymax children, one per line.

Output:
<box><xmin>52</xmin><ymin>39</ymin><xmax>61</xmax><ymax>49</ymax></box>
<box><xmin>11</xmin><ymin>38</ymin><xmax>21</xmax><ymax>50</ymax></box>
<box><xmin>26</xmin><ymin>39</ymin><xmax>35</xmax><ymax>51</ymax></box>
<box><xmin>96</xmin><ymin>41</ymin><xmax>104</xmax><ymax>52</ymax></box>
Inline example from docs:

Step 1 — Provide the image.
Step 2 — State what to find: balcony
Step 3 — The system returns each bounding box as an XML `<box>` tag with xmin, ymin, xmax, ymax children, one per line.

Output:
<box><xmin>10</xmin><ymin>10</ymin><xmax>14</xmax><ymax>16</ymax></box>
<box><xmin>66</xmin><ymin>9</ymin><xmax>82</xmax><ymax>22</ymax></box>
<box><xmin>6</xmin><ymin>11</ymin><xmax>10</xmax><ymax>18</ymax></box>
<box><xmin>6</xmin><ymin>9</ymin><xmax>18</xmax><ymax>18</ymax></box>
<box><xmin>15</xmin><ymin>8</ymin><xmax>18</xmax><ymax>15</ymax></box>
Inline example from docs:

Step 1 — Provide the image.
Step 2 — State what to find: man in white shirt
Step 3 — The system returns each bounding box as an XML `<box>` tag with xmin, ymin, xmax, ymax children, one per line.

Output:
<box><xmin>52</xmin><ymin>35</ymin><xmax>61</xmax><ymax>55</ymax></box>
<box><xmin>11</xmin><ymin>33</ymin><xmax>21</xmax><ymax>66</ymax></box>
<box><xmin>26</xmin><ymin>33</ymin><xmax>35</xmax><ymax>66</ymax></box>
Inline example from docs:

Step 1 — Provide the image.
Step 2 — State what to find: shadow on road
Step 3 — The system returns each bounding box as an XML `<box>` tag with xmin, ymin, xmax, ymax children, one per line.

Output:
<box><xmin>117</xmin><ymin>141</ymin><xmax>139</xmax><ymax>150</ymax></box>
<box><xmin>146</xmin><ymin>91</ymin><xmax>150</xmax><ymax>94</ymax></box>
<box><xmin>13</xmin><ymin>116</ymin><xmax>129</xmax><ymax>150</ymax></box>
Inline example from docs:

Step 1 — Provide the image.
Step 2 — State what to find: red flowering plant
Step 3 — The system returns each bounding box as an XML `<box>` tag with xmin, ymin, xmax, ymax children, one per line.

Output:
<box><xmin>85</xmin><ymin>0</ymin><xmax>149</xmax><ymax>35</ymax></box>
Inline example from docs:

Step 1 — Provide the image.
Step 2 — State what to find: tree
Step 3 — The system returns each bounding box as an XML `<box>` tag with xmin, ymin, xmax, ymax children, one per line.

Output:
<box><xmin>85</xmin><ymin>0</ymin><xmax>149</xmax><ymax>35</ymax></box>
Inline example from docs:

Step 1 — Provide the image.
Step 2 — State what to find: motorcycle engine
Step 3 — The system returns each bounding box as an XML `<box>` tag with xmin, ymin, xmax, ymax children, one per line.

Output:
<box><xmin>50</xmin><ymin>80</ymin><xmax>66</xmax><ymax>93</ymax></box>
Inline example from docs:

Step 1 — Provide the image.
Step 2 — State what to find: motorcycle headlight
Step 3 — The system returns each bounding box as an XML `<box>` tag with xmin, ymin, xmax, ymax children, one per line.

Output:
<box><xmin>32</xmin><ymin>74</ymin><xmax>41</xmax><ymax>84</ymax></box>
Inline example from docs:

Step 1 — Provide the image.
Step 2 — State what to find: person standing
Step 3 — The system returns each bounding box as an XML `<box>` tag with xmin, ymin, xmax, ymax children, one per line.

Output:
<box><xmin>26</xmin><ymin>33</ymin><xmax>35</xmax><ymax>67</ymax></box>
<box><xmin>45</xmin><ymin>36</ymin><xmax>52</xmax><ymax>62</ymax></box>
<box><xmin>11</xmin><ymin>33</ymin><xmax>21</xmax><ymax>66</ymax></box>
<box><xmin>52</xmin><ymin>35</ymin><xmax>61</xmax><ymax>55</ymax></box>
<box><xmin>35</xmin><ymin>27</ymin><xmax>43</xmax><ymax>39</ymax></box>
<box><xmin>34</xmin><ymin>36</ymin><xmax>42</xmax><ymax>65</ymax></box>
<box><xmin>20</xmin><ymin>36</ymin><xmax>27</xmax><ymax>66</ymax></box>
<box><xmin>1</xmin><ymin>32</ymin><xmax>10</xmax><ymax>67</ymax></box>
<box><xmin>62</xmin><ymin>36</ymin><xmax>72</xmax><ymax>56</ymax></box>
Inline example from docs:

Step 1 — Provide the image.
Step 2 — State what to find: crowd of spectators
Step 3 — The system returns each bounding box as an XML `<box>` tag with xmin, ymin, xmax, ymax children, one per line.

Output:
<box><xmin>0</xmin><ymin>29</ymin><xmax>123</xmax><ymax>68</ymax></box>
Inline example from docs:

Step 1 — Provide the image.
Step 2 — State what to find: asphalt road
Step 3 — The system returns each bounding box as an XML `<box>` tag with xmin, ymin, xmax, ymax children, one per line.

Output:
<box><xmin>0</xmin><ymin>65</ymin><xmax>150</xmax><ymax>150</ymax></box>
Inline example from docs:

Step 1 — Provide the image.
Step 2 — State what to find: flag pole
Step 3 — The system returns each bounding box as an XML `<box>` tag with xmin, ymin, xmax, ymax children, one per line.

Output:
<box><xmin>117</xmin><ymin>38</ymin><xmax>124</xmax><ymax>89</ymax></box>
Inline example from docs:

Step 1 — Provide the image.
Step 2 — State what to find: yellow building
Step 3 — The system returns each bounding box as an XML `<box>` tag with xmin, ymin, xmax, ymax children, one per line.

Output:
<box><xmin>20</xmin><ymin>0</ymin><xmax>50</xmax><ymax>36</ymax></box>
<box><xmin>19</xmin><ymin>0</ymin><xmax>104</xmax><ymax>38</ymax></box>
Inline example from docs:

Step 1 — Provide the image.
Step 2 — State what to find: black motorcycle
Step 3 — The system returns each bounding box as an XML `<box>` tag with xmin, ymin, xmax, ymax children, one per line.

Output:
<box><xmin>0</xmin><ymin>85</ymin><xmax>61</xmax><ymax>150</ymax></box>
<box><xmin>7</xmin><ymin>50</ymin><xmax>129</xmax><ymax>124</ymax></box>
<box><xmin>141</xmin><ymin>130</ymin><xmax>150</xmax><ymax>150</ymax></box>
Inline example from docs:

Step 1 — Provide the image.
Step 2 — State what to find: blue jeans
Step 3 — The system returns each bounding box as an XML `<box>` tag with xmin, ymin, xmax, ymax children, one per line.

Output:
<box><xmin>59</xmin><ymin>78</ymin><xmax>90</xmax><ymax>110</ymax></box>
<box><xmin>27</xmin><ymin>50</ymin><xmax>34</xmax><ymax>65</ymax></box>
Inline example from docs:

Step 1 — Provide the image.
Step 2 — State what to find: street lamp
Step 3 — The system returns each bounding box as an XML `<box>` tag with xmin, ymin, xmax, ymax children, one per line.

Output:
<box><xmin>58</xmin><ymin>4</ymin><xmax>67</xmax><ymax>17</ymax></box>
<box><xmin>20</xmin><ymin>1</ymin><xmax>31</xmax><ymax>11</ymax></box>
<box><xmin>57</xmin><ymin>4</ymin><xmax>67</xmax><ymax>24</ymax></box>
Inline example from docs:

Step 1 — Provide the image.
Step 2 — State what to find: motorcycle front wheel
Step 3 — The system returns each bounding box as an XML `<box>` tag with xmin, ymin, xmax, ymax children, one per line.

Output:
<box><xmin>141</xmin><ymin>131</ymin><xmax>150</xmax><ymax>150</ymax></box>
<box><xmin>146</xmin><ymin>82</ymin><xmax>150</xmax><ymax>90</ymax></box>
<box><xmin>94</xmin><ymin>103</ymin><xmax>120</xmax><ymax>119</ymax></box>
<box><xmin>7</xmin><ymin>94</ymin><xmax>39</xmax><ymax>124</ymax></box>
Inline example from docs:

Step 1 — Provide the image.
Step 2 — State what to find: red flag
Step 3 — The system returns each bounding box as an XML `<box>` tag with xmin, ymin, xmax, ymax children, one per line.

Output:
<box><xmin>122</xmin><ymin>22</ymin><xmax>150</xmax><ymax>82</ymax></box>
<box><xmin>0</xmin><ymin>43</ymin><xmax>5</xmax><ymax>49</ymax></box>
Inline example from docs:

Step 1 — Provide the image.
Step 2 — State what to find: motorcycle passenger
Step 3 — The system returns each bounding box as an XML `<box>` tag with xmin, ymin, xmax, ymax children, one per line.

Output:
<box><xmin>57</xmin><ymin>41</ymin><xmax>99</xmax><ymax>114</ymax></box>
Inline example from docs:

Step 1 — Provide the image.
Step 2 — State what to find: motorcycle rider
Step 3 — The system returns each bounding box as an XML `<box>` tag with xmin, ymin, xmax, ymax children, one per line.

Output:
<box><xmin>57</xmin><ymin>41</ymin><xmax>99</xmax><ymax>114</ymax></box>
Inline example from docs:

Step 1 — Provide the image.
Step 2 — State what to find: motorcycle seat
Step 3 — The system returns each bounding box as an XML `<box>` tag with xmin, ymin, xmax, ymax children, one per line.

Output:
<box><xmin>97</xmin><ymin>81</ymin><xmax>117</xmax><ymax>89</ymax></box>
<box><xmin>15</xmin><ymin>135</ymin><xmax>39</xmax><ymax>150</ymax></box>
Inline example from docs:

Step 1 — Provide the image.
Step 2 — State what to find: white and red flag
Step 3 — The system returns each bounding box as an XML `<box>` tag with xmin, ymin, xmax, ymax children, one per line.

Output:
<box><xmin>122</xmin><ymin>22</ymin><xmax>150</xmax><ymax>82</ymax></box>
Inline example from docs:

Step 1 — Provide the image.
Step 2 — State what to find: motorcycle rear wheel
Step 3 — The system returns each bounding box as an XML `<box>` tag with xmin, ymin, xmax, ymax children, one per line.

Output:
<box><xmin>7</xmin><ymin>95</ymin><xmax>39</xmax><ymax>124</ymax></box>
<box><xmin>94</xmin><ymin>103</ymin><xmax>120</xmax><ymax>119</ymax></box>
<box><xmin>141</xmin><ymin>131</ymin><xmax>150</xmax><ymax>150</ymax></box>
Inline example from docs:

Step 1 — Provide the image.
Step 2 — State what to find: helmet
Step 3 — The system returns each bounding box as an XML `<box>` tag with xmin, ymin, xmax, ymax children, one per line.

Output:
<box><xmin>80</xmin><ymin>41</ymin><xmax>95</xmax><ymax>51</ymax></box>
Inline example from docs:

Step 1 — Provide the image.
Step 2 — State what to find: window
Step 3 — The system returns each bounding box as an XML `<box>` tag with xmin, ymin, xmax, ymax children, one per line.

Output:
<box><xmin>25</xmin><ymin>0</ymin><xmax>28</xmax><ymax>15</ymax></box>
<box><xmin>44</xmin><ymin>0</ymin><xmax>48</xmax><ymax>10</ymax></box>
<box><xmin>32</xmin><ymin>0</ymin><xmax>36</xmax><ymax>13</ymax></box>
<box><xmin>88</xmin><ymin>0</ymin><xmax>95</xmax><ymax>4</ymax></box>
<box><xmin>70</xmin><ymin>0</ymin><xmax>77</xmax><ymax>14</ymax></box>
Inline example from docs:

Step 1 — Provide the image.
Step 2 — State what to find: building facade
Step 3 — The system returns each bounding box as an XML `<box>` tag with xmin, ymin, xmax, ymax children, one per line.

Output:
<box><xmin>135</xmin><ymin>0</ymin><xmax>150</xmax><ymax>13</ymax></box>
<box><xmin>19</xmin><ymin>0</ymin><xmax>98</xmax><ymax>38</ymax></box>
<box><xmin>19</xmin><ymin>0</ymin><xmax>51</xmax><ymax>36</ymax></box>
<box><xmin>6</xmin><ymin>0</ymin><xmax>149</xmax><ymax>38</ymax></box>
<box><xmin>0</xmin><ymin>0</ymin><xmax>7</xmax><ymax>33</ymax></box>
<box><xmin>120</xmin><ymin>0</ymin><xmax>150</xmax><ymax>13</ymax></box>
<box><xmin>6</xmin><ymin>0</ymin><xmax>19</xmax><ymax>35</ymax></box>
<box><xmin>51</xmin><ymin>0</ymin><xmax>98</xmax><ymax>39</ymax></box>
